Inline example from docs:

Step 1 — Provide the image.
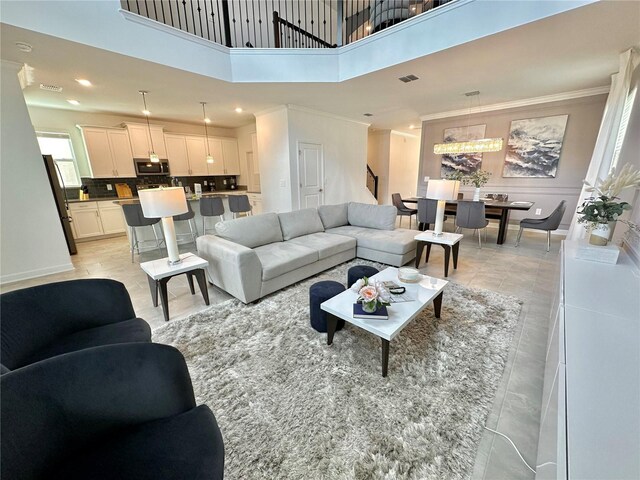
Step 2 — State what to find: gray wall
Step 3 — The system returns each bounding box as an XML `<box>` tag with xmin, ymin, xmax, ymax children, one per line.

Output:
<box><xmin>417</xmin><ymin>94</ymin><xmax>607</xmax><ymax>229</ymax></box>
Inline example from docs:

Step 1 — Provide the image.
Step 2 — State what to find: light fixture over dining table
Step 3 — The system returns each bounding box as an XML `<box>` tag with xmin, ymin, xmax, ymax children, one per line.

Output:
<box><xmin>433</xmin><ymin>90</ymin><xmax>503</xmax><ymax>155</ymax></box>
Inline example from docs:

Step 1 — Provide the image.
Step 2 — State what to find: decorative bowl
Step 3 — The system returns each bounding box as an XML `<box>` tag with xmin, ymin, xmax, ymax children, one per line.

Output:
<box><xmin>398</xmin><ymin>267</ymin><xmax>421</xmax><ymax>283</ymax></box>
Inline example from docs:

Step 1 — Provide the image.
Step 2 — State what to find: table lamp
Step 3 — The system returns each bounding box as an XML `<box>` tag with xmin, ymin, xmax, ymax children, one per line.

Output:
<box><xmin>426</xmin><ymin>179</ymin><xmax>460</xmax><ymax>236</ymax></box>
<box><xmin>139</xmin><ymin>187</ymin><xmax>188</xmax><ymax>265</ymax></box>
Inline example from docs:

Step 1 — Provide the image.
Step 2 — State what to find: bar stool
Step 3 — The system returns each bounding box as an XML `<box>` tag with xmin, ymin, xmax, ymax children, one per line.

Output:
<box><xmin>172</xmin><ymin>202</ymin><xmax>198</xmax><ymax>247</ymax></box>
<box><xmin>200</xmin><ymin>197</ymin><xmax>225</xmax><ymax>234</ymax></box>
<box><xmin>121</xmin><ymin>203</ymin><xmax>163</xmax><ymax>263</ymax></box>
<box><xmin>228</xmin><ymin>194</ymin><xmax>252</xmax><ymax>219</ymax></box>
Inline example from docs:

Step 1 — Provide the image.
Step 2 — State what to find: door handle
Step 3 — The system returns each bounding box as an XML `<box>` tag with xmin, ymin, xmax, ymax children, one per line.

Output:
<box><xmin>319</xmin><ymin>188</ymin><xmax>323</xmax><ymax>192</ymax></box>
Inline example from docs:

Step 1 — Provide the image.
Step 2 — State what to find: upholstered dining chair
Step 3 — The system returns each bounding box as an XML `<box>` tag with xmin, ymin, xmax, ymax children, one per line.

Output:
<box><xmin>417</xmin><ymin>198</ymin><xmax>447</xmax><ymax>231</ymax></box>
<box><xmin>455</xmin><ymin>200</ymin><xmax>489</xmax><ymax>248</ymax></box>
<box><xmin>515</xmin><ymin>200</ymin><xmax>566</xmax><ymax>252</ymax></box>
<box><xmin>392</xmin><ymin>193</ymin><xmax>418</xmax><ymax>229</ymax></box>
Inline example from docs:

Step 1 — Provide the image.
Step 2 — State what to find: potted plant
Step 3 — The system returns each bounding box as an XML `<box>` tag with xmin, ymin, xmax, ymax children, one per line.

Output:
<box><xmin>447</xmin><ymin>170</ymin><xmax>491</xmax><ymax>200</ymax></box>
<box><xmin>578</xmin><ymin>163</ymin><xmax>640</xmax><ymax>246</ymax></box>
<box><xmin>351</xmin><ymin>277</ymin><xmax>391</xmax><ymax>313</ymax></box>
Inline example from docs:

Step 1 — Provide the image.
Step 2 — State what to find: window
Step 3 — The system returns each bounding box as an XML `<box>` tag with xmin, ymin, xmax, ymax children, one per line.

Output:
<box><xmin>610</xmin><ymin>86</ymin><xmax>637</xmax><ymax>172</ymax></box>
<box><xmin>36</xmin><ymin>132</ymin><xmax>81</xmax><ymax>188</ymax></box>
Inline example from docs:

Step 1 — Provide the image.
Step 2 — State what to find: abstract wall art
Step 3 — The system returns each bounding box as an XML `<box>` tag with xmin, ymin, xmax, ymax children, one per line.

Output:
<box><xmin>502</xmin><ymin>115</ymin><xmax>569</xmax><ymax>178</ymax></box>
<box><xmin>440</xmin><ymin>124</ymin><xmax>486</xmax><ymax>177</ymax></box>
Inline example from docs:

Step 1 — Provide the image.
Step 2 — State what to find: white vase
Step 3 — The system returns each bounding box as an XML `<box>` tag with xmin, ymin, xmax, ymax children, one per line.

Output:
<box><xmin>473</xmin><ymin>188</ymin><xmax>481</xmax><ymax>201</ymax></box>
<box><xmin>589</xmin><ymin>223</ymin><xmax>612</xmax><ymax>246</ymax></box>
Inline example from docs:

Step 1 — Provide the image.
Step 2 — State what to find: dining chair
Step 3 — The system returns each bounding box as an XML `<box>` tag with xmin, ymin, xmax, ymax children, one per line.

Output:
<box><xmin>455</xmin><ymin>200</ymin><xmax>489</xmax><ymax>248</ymax></box>
<box><xmin>417</xmin><ymin>198</ymin><xmax>447</xmax><ymax>231</ymax></box>
<box><xmin>515</xmin><ymin>200</ymin><xmax>566</xmax><ymax>252</ymax></box>
<box><xmin>392</xmin><ymin>193</ymin><xmax>418</xmax><ymax>229</ymax></box>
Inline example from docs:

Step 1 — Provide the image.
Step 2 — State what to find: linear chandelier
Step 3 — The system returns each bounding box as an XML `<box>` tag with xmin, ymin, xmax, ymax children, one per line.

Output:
<box><xmin>434</xmin><ymin>137</ymin><xmax>503</xmax><ymax>154</ymax></box>
<box><xmin>433</xmin><ymin>90</ymin><xmax>503</xmax><ymax>155</ymax></box>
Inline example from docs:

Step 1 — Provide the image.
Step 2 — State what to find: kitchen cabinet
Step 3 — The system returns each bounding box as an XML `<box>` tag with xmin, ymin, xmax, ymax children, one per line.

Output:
<box><xmin>69</xmin><ymin>200</ymin><xmax>126</xmax><ymax>239</ymax></box>
<box><xmin>165</xmin><ymin>133</ymin><xmax>190</xmax><ymax>176</ymax></box>
<box><xmin>124</xmin><ymin>123</ymin><xmax>167</xmax><ymax>159</ymax></box>
<box><xmin>78</xmin><ymin>126</ymin><xmax>136</xmax><ymax>178</ymax></box>
<box><xmin>206</xmin><ymin>138</ymin><xmax>225</xmax><ymax>175</ymax></box>
<box><xmin>185</xmin><ymin>135</ymin><xmax>210</xmax><ymax>176</ymax></box>
<box><xmin>248</xmin><ymin>193</ymin><xmax>263</xmax><ymax>215</ymax></box>
<box><xmin>221</xmin><ymin>138</ymin><xmax>240</xmax><ymax>175</ymax></box>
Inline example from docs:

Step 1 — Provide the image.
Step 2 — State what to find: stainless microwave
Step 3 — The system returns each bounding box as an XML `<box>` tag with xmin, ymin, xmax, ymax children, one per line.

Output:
<box><xmin>134</xmin><ymin>159</ymin><xmax>170</xmax><ymax>176</ymax></box>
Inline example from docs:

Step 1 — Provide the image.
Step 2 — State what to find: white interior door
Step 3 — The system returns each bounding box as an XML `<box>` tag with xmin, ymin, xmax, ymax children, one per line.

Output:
<box><xmin>298</xmin><ymin>142</ymin><xmax>324</xmax><ymax>209</ymax></box>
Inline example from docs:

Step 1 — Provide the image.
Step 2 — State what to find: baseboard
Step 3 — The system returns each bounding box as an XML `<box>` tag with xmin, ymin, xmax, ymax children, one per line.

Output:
<box><xmin>0</xmin><ymin>262</ymin><xmax>75</xmax><ymax>285</ymax></box>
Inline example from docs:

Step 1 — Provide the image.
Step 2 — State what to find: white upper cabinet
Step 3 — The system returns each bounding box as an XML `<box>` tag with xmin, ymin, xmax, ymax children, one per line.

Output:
<box><xmin>221</xmin><ymin>138</ymin><xmax>240</xmax><ymax>175</ymax></box>
<box><xmin>78</xmin><ymin>126</ymin><xmax>135</xmax><ymax>178</ymax></box>
<box><xmin>185</xmin><ymin>135</ymin><xmax>210</xmax><ymax>176</ymax></box>
<box><xmin>207</xmin><ymin>138</ymin><xmax>225</xmax><ymax>175</ymax></box>
<box><xmin>124</xmin><ymin>123</ymin><xmax>167</xmax><ymax>159</ymax></box>
<box><xmin>164</xmin><ymin>133</ymin><xmax>190</xmax><ymax>176</ymax></box>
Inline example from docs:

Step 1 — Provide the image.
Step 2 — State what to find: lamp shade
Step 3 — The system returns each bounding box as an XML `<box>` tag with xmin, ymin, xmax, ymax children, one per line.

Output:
<box><xmin>139</xmin><ymin>187</ymin><xmax>188</xmax><ymax>218</ymax></box>
<box><xmin>426</xmin><ymin>179</ymin><xmax>460</xmax><ymax>201</ymax></box>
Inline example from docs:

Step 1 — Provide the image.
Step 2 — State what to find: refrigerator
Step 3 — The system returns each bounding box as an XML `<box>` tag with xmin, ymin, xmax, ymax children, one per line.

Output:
<box><xmin>42</xmin><ymin>154</ymin><xmax>77</xmax><ymax>255</ymax></box>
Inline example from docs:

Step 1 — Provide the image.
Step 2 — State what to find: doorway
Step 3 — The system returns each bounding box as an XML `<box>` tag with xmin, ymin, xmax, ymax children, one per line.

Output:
<box><xmin>297</xmin><ymin>142</ymin><xmax>324</xmax><ymax>209</ymax></box>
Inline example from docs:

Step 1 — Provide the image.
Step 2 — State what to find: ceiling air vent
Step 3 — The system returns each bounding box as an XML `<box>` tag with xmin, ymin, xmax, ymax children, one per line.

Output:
<box><xmin>399</xmin><ymin>74</ymin><xmax>419</xmax><ymax>83</ymax></box>
<box><xmin>39</xmin><ymin>83</ymin><xmax>63</xmax><ymax>93</ymax></box>
<box><xmin>363</xmin><ymin>113</ymin><xmax>374</xmax><ymax>117</ymax></box>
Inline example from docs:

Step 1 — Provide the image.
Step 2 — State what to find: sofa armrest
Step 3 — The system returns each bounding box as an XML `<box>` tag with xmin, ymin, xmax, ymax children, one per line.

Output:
<box><xmin>1</xmin><ymin>343</ymin><xmax>196</xmax><ymax>480</ymax></box>
<box><xmin>197</xmin><ymin>235</ymin><xmax>263</xmax><ymax>303</ymax></box>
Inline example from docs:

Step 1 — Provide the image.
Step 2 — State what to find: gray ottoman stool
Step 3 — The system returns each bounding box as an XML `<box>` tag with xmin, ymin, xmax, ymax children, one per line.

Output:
<box><xmin>309</xmin><ymin>281</ymin><xmax>345</xmax><ymax>333</ymax></box>
<box><xmin>347</xmin><ymin>265</ymin><xmax>379</xmax><ymax>288</ymax></box>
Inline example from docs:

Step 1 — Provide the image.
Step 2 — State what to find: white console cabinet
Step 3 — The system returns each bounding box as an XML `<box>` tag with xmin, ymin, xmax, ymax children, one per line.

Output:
<box><xmin>536</xmin><ymin>241</ymin><xmax>640</xmax><ymax>479</ymax></box>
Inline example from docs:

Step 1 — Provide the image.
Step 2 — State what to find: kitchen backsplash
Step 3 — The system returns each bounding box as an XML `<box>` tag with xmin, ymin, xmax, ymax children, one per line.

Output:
<box><xmin>66</xmin><ymin>175</ymin><xmax>241</xmax><ymax>200</ymax></box>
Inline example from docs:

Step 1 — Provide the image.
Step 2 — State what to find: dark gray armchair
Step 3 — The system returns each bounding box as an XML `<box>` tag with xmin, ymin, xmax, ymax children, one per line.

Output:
<box><xmin>455</xmin><ymin>200</ymin><xmax>489</xmax><ymax>248</ymax></box>
<box><xmin>1</xmin><ymin>343</ymin><xmax>224</xmax><ymax>480</ymax></box>
<box><xmin>1</xmin><ymin>279</ymin><xmax>151</xmax><ymax>372</ymax></box>
<box><xmin>515</xmin><ymin>200</ymin><xmax>566</xmax><ymax>252</ymax></box>
<box><xmin>417</xmin><ymin>198</ymin><xmax>447</xmax><ymax>231</ymax></box>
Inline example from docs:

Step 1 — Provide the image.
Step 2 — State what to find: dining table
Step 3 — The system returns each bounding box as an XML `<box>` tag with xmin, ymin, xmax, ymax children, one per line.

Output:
<box><xmin>401</xmin><ymin>197</ymin><xmax>535</xmax><ymax>245</ymax></box>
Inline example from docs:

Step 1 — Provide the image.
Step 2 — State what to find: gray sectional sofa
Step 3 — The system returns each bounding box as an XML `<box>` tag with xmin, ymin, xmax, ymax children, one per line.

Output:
<box><xmin>196</xmin><ymin>202</ymin><xmax>417</xmax><ymax>303</ymax></box>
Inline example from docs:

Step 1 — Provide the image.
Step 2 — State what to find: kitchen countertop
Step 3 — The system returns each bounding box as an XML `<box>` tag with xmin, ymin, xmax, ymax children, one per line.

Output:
<box><xmin>110</xmin><ymin>191</ymin><xmax>258</xmax><ymax>206</ymax></box>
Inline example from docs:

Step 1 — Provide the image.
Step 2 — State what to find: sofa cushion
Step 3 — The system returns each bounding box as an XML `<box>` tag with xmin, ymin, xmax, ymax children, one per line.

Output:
<box><xmin>348</xmin><ymin>202</ymin><xmax>397</xmax><ymax>231</ymax></box>
<box><xmin>215</xmin><ymin>213</ymin><xmax>283</xmax><ymax>248</ymax></box>
<box><xmin>288</xmin><ymin>232</ymin><xmax>356</xmax><ymax>260</ymax></box>
<box><xmin>254</xmin><ymin>242</ymin><xmax>319</xmax><ymax>281</ymax></box>
<box><xmin>277</xmin><ymin>209</ymin><xmax>325</xmax><ymax>241</ymax></box>
<box><xmin>24</xmin><ymin>318</ymin><xmax>151</xmax><ymax>366</ymax></box>
<box><xmin>326</xmin><ymin>226</ymin><xmax>417</xmax><ymax>255</ymax></box>
<box><xmin>317</xmin><ymin>203</ymin><xmax>349</xmax><ymax>229</ymax></box>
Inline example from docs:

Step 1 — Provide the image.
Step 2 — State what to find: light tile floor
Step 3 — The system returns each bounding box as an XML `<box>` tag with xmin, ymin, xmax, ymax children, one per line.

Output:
<box><xmin>1</xmin><ymin>222</ymin><xmax>562</xmax><ymax>479</ymax></box>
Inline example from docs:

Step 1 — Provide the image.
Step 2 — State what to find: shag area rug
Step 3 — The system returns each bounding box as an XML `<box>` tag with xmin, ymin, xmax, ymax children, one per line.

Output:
<box><xmin>153</xmin><ymin>260</ymin><xmax>522</xmax><ymax>480</ymax></box>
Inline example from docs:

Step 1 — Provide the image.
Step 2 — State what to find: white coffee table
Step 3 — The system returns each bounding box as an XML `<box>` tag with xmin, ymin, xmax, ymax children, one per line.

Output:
<box><xmin>140</xmin><ymin>253</ymin><xmax>210</xmax><ymax>322</ymax></box>
<box><xmin>321</xmin><ymin>267</ymin><xmax>448</xmax><ymax>376</ymax></box>
<box><xmin>414</xmin><ymin>231</ymin><xmax>463</xmax><ymax>277</ymax></box>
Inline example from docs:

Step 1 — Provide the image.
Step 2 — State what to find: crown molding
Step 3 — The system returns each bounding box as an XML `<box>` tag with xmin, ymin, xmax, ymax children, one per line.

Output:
<box><xmin>1</xmin><ymin>59</ymin><xmax>23</xmax><ymax>71</ymax></box>
<box><xmin>419</xmin><ymin>86</ymin><xmax>610</xmax><ymax>122</ymax></box>
<box><xmin>286</xmin><ymin>104</ymin><xmax>371</xmax><ymax>127</ymax></box>
<box><xmin>253</xmin><ymin>105</ymin><xmax>288</xmax><ymax>117</ymax></box>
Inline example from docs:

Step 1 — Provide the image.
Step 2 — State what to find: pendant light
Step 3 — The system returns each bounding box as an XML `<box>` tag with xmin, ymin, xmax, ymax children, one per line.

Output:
<box><xmin>201</xmin><ymin>102</ymin><xmax>214</xmax><ymax>164</ymax></box>
<box><xmin>139</xmin><ymin>90</ymin><xmax>160</xmax><ymax>163</ymax></box>
<box><xmin>433</xmin><ymin>91</ymin><xmax>503</xmax><ymax>155</ymax></box>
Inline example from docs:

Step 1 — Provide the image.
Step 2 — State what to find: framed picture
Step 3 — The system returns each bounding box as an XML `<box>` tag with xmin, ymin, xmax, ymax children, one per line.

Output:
<box><xmin>502</xmin><ymin>115</ymin><xmax>569</xmax><ymax>178</ymax></box>
<box><xmin>440</xmin><ymin>124</ymin><xmax>486</xmax><ymax>177</ymax></box>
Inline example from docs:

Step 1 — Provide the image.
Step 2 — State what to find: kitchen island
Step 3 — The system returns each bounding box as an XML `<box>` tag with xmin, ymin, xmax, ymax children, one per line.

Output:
<box><xmin>113</xmin><ymin>191</ymin><xmax>262</xmax><ymax>253</ymax></box>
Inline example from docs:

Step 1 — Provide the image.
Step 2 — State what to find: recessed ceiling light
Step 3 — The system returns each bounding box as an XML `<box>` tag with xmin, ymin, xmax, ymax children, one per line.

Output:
<box><xmin>409</xmin><ymin>124</ymin><xmax>415</xmax><ymax>129</ymax></box>
<box><xmin>204</xmin><ymin>117</ymin><xmax>211</xmax><ymax>123</ymax></box>
<box><xmin>142</xmin><ymin>109</ymin><xmax>151</xmax><ymax>116</ymax></box>
<box><xmin>75</xmin><ymin>79</ymin><xmax>92</xmax><ymax>87</ymax></box>
<box><xmin>67</xmin><ymin>99</ymin><xmax>80</xmax><ymax>105</ymax></box>
<box><xmin>15</xmin><ymin>42</ymin><xmax>32</xmax><ymax>53</ymax></box>
<box><xmin>235</xmin><ymin>107</ymin><xmax>243</xmax><ymax>113</ymax></box>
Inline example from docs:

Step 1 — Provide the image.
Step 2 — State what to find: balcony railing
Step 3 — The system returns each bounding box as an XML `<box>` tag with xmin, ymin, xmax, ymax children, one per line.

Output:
<box><xmin>121</xmin><ymin>0</ymin><xmax>454</xmax><ymax>48</ymax></box>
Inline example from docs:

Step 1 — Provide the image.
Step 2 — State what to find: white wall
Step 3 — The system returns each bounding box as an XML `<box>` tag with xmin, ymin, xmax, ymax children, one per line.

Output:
<box><xmin>1</xmin><ymin>61</ymin><xmax>73</xmax><ymax>284</ymax></box>
<box><xmin>388</xmin><ymin>131</ymin><xmax>420</xmax><ymax>204</ymax></box>
<box><xmin>28</xmin><ymin>106</ymin><xmax>236</xmax><ymax>178</ymax></box>
<box><xmin>255</xmin><ymin>107</ymin><xmax>291</xmax><ymax>213</ymax></box>
<box><xmin>287</xmin><ymin>106</ymin><xmax>373</xmax><ymax>209</ymax></box>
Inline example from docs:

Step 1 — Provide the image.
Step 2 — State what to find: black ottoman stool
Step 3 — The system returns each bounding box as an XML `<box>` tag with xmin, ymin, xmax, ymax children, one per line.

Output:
<box><xmin>347</xmin><ymin>265</ymin><xmax>379</xmax><ymax>288</ymax></box>
<box><xmin>309</xmin><ymin>281</ymin><xmax>346</xmax><ymax>333</ymax></box>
